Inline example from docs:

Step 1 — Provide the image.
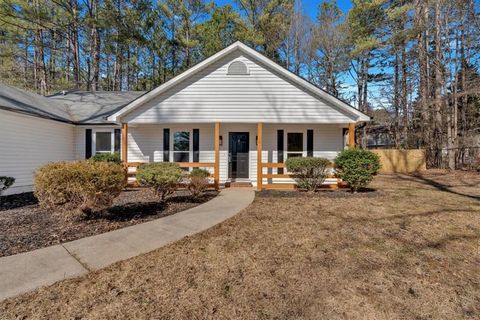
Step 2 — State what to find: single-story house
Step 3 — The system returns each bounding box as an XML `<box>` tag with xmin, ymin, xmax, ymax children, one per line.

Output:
<box><xmin>0</xmin><ymin>41</ymin><xmax>369</xmax><ymax>195</ymax></box>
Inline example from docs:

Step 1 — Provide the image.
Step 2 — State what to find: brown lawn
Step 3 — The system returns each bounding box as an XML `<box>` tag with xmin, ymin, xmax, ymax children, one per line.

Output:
<box><xmin>1</xmin><ymin>171</ymin><xmax>479</xmax><ymax>319</ymax></box>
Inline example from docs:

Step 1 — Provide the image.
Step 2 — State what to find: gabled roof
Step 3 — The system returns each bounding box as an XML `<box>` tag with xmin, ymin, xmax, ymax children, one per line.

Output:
<box><xmin>108</xmin><ymin>41</ymin><xmax>371</xmax><ymax>123</ymax></box>
<box><xmin>0</xmin><ymin>84</ymin><xmax>72</xmax><ymax>122</ymax></box>
<box><xmin>0</xmin><ymin>84</ymin><xmax>144</xmax><ymax>124</ymax></box>
<box><xmin>49</xmin><ymin>91</ymin><xmax>145</xmax><ymax>124</ymax></box>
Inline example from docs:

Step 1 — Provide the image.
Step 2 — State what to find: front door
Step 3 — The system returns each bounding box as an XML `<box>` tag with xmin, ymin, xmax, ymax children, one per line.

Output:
<box><xmin>229</xmin><ymin>132</ymin><xmax>249</xmax><ymax>179</ymax></box>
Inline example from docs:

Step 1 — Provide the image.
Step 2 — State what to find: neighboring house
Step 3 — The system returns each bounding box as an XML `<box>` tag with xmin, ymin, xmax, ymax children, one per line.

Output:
<box><xmin>365</xmin><ymin>124</ymin><xmax>395</xmax><ymax>149</ymax></box>
<box><xmin>0</xmin><ymin>41</ymin><xmax>369</xmax><ymax>195</ymax></box>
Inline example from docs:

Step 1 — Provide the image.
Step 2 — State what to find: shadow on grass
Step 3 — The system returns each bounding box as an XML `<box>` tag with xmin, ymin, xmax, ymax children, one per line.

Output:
<box><xmin>395</xmin><ymin>173</ymin><xmax>480</xmax><ymax>201</ymax></box>
<box><xmin>256</xmin><ymin>188</ymin><xmax>380</xmax><ymax>199</ymax></box>
<box><xmin>327</xmin><ymin>208</ymin><xmax>477</xmax><ymax>223</ymax></box>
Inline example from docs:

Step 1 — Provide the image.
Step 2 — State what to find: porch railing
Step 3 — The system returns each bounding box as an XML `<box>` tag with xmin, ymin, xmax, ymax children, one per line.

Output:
<box><xmin>258</xmin><ymin>162</ymin><xmax>346</xmax><ymax>190</ymax></box>
<box><xmin>125</xmin><ymin>162</ymin><xmax>217</xmax><ymax>189</ymax></box>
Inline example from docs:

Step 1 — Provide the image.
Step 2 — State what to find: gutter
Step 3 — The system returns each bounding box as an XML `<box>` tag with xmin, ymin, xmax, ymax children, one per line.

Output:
<box><xmin>0</xmin><ymin>106</ymin><xmax>74</xmax><ymax>124</ymax></box>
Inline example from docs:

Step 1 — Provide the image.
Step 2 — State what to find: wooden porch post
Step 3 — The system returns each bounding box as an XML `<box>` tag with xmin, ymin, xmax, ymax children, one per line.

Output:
<box><xmin>214</xmin><ymin>122</ymin><xmax>220</xmax><ymax>190</ymax></box>
<box><xmin>348</xmin><ymin>123</ymin><xmax>355</xmax><ymax>148</ymax></box>
<box><xmin>121</xmin><ymin>123</ymin><xmax>128</xmax><ymax>163</ymax></box>
<box><xmin>257</xmin><ymin>122</ymin><xmax>263</xmax><ymax>191</ymax></box>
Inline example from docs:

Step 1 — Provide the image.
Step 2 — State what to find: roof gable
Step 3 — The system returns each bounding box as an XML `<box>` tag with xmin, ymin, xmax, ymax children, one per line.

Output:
<box><xmin>49</xmin><ymin>91</ymin><xmax>145</xmax><ymax>124</ymax></box>
<box><xmin>108</xmin><ymin>42</ymin><xmax>370</xmax><ymax>123</ymax></box>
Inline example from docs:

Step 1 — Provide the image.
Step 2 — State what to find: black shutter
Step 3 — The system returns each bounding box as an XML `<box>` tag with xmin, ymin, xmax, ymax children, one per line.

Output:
<box><xmin>163</xmin><ymin>128</ymin><xmax>170</xmax><ymax>162</ymax></box>
<box><xmin>307</xmin><ymin>129</ymin><xmax>314</xmax><ymax>157</ymax></box>
<box><xmin>114</xmin><ymin>129</ymin><xmax>121</xmax><ymax>153</ymax></box>
<box><xmin>277</xmin><ymin>129</ymin><xmax>284</xmax><ymax>174</ymax></box>
<box><xmin>85</xmin><ymin>129</ymin><xmax>92</xmax><ymax>159</ymax></box>
<box><xmin>193</xmin><ymin>129</ymin><xmax>199</xmax><ymax>162</ymax></box>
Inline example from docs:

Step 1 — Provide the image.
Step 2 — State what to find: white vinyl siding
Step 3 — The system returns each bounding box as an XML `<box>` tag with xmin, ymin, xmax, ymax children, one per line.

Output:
<box><xmin>127</xmin><ymin>123</ymin><xmax>343</xmax><ymax>185</ymax></box>
<box><xmin>122</xmin><ymin>51</ymin><xmax>355</xmax><ymax>124</ymax></box>
<box><xmin>0</xmin><ymin>110</ymin><xmax>75</xmax><ymax>195</ymax></box>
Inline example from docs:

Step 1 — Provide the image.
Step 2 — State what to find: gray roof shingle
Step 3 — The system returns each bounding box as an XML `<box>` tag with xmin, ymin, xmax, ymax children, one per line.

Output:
<box><xmin>49</xmin><ymin>90</ymin><xmax>146</xmax><ymax>124</ymax></box>
<box><xmin>0</xmin><ymin>84</ymin><xmax>72</xmax><ymax>122</ymax></box>
<box><xmin>0</xmin><ymin>83</ymin><xmax>145</xmax><ymax>124</ymax></box>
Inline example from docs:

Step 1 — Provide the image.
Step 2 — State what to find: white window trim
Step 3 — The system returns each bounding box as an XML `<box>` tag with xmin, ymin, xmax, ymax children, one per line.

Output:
<box><xmin>171</xmin><ymin>130</ymin><xmax>192</xmax><ymax>162</ymax></box>
<box><xmin>92</xmin><ymin>128</ymin><xmax>115</xmax><ymax>155</ymax></box>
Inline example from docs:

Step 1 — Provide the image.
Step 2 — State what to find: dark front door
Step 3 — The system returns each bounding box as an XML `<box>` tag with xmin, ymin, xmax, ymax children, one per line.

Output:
<box><xmin>229</xmin><ymin>132</ymin><xmax>249</xmax><ymax>179</ymax></box>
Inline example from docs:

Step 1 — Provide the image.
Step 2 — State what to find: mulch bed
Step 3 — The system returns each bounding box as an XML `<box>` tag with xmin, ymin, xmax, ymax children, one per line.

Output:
<box><xmin>0</xmin><ymin>189</ymin><xmax>218</xmax><ymax>258</ymax></box>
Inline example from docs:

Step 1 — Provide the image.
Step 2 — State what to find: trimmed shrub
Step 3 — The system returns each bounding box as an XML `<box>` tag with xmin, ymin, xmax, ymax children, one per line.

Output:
<box><xmin>188</xmin><ymin>168</ymin><xmax>211</xmax><ymax>198</ymax></box>
<box><xmin>334</xmin><ymin>148</ymin><xmax>381</xmax><ymax>192</ymax></box>
<box><xmin>0</xmin><ymin>176</ymin><xmax>15</xmax><ymax>196</ymax></box>
<box><xmin>34</xmin><ymin>161</ymin><xmax>125</xmax><ymax>218</ymax></box>
<box><xmin>91</xmin><ymin>152</ymin><xmax>122</xmax><ymax>164</ymax></box>
<box><xmin>136</xmin><ymin>162</ymin><xmax>182</xmax><ymax>201</ymax></box>
<box><xmin>285</xmin><ymin>157</ymin><xmax>331</xmax><ymax>191</ymax></box>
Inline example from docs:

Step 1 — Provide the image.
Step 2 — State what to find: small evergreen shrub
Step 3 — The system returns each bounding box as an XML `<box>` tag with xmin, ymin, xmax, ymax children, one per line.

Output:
<box><xmin>91</xmin><ymin>152</ymin><xmax>122</xmax><ymax>164</ymax></box>
<box><xmin>136</xmin><ymin>162</ymin><xmax>182</xmax><ymax>201</ymax></box>
<box><xmin>285</xmin><ymin>157</ymin><xmax>331</xmax><ymax>191</ymax></box>
<box><xmin>0</xmin><ymin>176</ymin><xmax>15</xmax><ymax>196</ymax></box>
<box><xmin>334</xmin><ymin>148</ymin><xmax>381</xmax><ymax>192</ymax></box>
<box><xmin>188</xmin><ymin>168</ymin><xmax>211</xmax><ymax>198</ymax></box>
<box><xmin>34</xmin><ymin>161</ymin><xmax>125</xmax><ymax>218</ymax></box>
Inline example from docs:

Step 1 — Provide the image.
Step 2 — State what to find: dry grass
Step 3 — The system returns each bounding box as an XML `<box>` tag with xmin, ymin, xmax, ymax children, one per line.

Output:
<box><xmin>1</xmin><ymin>171</ymin><xmax>479</xmax><ymax>319</ymax></box>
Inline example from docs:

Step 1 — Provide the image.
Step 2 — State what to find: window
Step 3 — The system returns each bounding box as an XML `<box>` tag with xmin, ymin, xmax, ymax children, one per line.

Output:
<box><xmin>287</xmin><ymin>132</ymin><xmax>303</xmax><ymax>158</ymax></box>
<box><xmin>173</xmin><ymin>131</ymin><xmax>190</xmax><ymax>162</ymax></box>
<box><xmin>93</xmin><ymin>130</ymin><xmax>114</xmax><ymax>154</ymax></box>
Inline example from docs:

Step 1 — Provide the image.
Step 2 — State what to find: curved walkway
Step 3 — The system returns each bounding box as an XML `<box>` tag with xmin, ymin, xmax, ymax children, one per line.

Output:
<box><xmin>0</xmin><ymin>188</ymin><xmax>255</xmax><ymax>301</ymax></box>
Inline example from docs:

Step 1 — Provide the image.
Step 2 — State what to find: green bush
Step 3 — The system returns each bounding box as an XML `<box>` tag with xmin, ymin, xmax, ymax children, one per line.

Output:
<box><xmin>334</xmin><ymin>148</ymin><xmax>381</xmax><ymax>192</ymax></box>
<box><xmin>136</xmin><ymin>162</ymin><xmax>182</xmax><ymax>200</ymax></box>
<box><xmin>285</xmin><ymin>157</ymin><xmax>331</xmax><ymax>191</ymax></box>
<box><xmin>34</xmin><ymin>161</ymin><xmax>125</xmax><ymax>218</ymax></box>
<box><xmin>0</xmin><ymin>176</ymin><xmax>15</xmax><ymax>196</ymax></box>
<box><xmin>188</xmin><ymin>168</ymin><xmax>211</xmax><ymax>198</ymax></box>
<box><xmin>91</xmin><ymin>152</ymin><xmax>122</xmax><ymax>164</ymax></box>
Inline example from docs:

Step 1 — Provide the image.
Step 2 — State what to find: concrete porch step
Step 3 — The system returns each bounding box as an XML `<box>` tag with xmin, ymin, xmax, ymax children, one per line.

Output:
<box><xmin>225</xmin><ymin>180</ymin><xmax>253</xmax><ymax>188</ymax></box>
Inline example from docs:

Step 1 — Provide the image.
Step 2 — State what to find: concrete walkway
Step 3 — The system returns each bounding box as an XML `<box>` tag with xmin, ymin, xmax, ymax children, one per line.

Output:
<box><xmin>0</xmin><ymin>188</ymin><xmax>254</xmax><ymax>301</ymax></box>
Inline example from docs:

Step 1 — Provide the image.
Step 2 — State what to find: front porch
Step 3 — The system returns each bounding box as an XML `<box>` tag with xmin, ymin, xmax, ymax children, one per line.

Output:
<box><xmin>121</xmin><ymin>122</ymin><xmax>356</xmax><ymax>190</ymax></box>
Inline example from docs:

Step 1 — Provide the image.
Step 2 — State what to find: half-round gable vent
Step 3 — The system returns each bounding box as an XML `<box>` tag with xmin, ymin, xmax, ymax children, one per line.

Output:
<box><xmin>227</xmin><ymin>61</ymin><xmax>249</xmax><ymax>75</ymax></box>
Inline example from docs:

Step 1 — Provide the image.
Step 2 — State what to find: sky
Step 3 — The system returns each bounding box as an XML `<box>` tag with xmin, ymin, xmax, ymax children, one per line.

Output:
<box><xmin>213</xmin><ymin>0</ymin><xmax>353</xmax><ymax>20</ymax></box>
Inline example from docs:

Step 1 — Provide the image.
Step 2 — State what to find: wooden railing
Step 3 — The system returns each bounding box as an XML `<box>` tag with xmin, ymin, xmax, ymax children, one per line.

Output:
<box><xmin>260</xmin><ymin>163</ymin><xmax>295</xmax><ymax>190</ymax></box>
<box><xmin>125</xmin><ymin>162</ymin><xmax>217</xmax><ymax>189</ymax></box>
<box><xmin>258</xmin><ymin>162</ymin><xmax>346</xmax><ymax>191</ymax></box>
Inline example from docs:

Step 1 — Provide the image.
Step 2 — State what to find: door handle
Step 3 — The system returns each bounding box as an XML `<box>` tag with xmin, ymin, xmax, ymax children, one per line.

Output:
<box><xmin>228</xmin><ymin>153</ymin><xmax>232</xmax><ymax>163</ymax></box>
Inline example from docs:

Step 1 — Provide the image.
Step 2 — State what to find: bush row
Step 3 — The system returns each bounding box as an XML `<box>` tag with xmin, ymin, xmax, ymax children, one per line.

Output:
<box><xmin>33</xmin><ymin>159</ymin><xmax>212</xmax><ymax>218</ymax></box>
<box><xmin>32</xmin><ymin>149</ymin><xmax>379</xmax><ymax>218</ymax></box>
